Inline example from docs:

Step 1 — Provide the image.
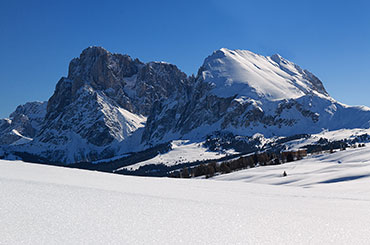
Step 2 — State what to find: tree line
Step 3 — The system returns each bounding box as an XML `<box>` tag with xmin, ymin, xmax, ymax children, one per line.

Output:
<box><xmin>170</xmin><ymin>150</ymin><xmax>307</xmax><ymax>179</ymax></box>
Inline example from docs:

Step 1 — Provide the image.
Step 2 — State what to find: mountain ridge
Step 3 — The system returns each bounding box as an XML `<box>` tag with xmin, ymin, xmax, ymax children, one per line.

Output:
<box><xmin>1</xmin><ymin>46</ymin><xmax>370</xmax><ymax>166</ymax></box>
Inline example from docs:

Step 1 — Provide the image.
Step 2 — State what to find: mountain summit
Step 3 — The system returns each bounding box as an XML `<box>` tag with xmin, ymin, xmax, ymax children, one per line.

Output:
<box><xmin>143</xmin><ymin>48</ymin><xmax>370</xmax><ymax>144</ymax></box>
<box><xmin>202</xmin><ymin>48</ymin><xmax>328</xmax><ymax>100</ymax></box>
<box><xmin>1</xmin><ymin>47</ymin><xmax>370</xmax><ymax>165</ymax></box>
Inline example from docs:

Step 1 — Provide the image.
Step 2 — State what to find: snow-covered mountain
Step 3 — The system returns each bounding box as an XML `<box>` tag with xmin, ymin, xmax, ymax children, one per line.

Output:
<box><xmin>1</xmin><ymin>47</ymin><xmax>370</xmax><ymax>167</ymax></box>
<box><xmin>144</xmin><ymin>48</ymin><xmax>370</xmax><ymax>144</ymax></box>
<box><xmin>3</xmin><ymin>47</ymin><xmax>190</xmax><ymax>163</ymax></box>
<box><xmin>203</xmin><ymin>48</ymin><xmax>328</xmax><ymax>100</ymax></box>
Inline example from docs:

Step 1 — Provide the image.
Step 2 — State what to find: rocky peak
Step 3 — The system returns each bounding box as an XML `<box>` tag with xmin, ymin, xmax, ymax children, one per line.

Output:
<box><xmin>46</xmin><ymin>47</ymin><xmax>144</xmax><ymax>120</ymax></box>
<box><xmin>68</xmin><ymin>46</ymin><xmax>143</xmax><ymax>92</ymax></box>
<box><xmin>136</xmin><ymin>62</ymin><xmax>189</xmax><ymax>97</ymax></box>
<box><xmin>10</xmin><ymin>101</ymin><xmax>47</xmax><ymax>122</ymax></box>
<box><xmin>0</xmin><ymin>101</ymin><xmax>47</xmax><ymax>145</ymax></box>
<box><xmin>26</xmin><ymin>47</ymin><xmax>194</xmax><ymax>162</ymax></box>
<box><xmin>132</xmin><ymin>61</ymin><xmax>191</xmax><ymax>117</ymax></box>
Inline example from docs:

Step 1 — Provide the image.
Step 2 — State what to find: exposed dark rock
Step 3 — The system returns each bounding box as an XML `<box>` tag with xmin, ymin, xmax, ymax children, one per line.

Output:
<box><xmin>0</xmin><ymin>101</ymin><xmax>46</xmax><ymax>145</ymax></box>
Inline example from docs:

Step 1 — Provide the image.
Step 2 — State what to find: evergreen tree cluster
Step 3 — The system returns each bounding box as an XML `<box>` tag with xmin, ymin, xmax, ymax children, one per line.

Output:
<box><xmin>173</xmin><ymin>151</ymin><xmax>286</xmax><ymax>179</ymax></box>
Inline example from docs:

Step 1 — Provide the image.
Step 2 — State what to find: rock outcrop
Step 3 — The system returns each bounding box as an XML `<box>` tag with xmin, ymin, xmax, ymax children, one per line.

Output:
<box><xmin>0</xmin><ymin>101</ymin><xmax>46</xmax><ymax>145</ymax></box>
<box><xmin>20</xmin><ymin>47</ymin><xmax>190</xmax><ymax>163</ymax></box>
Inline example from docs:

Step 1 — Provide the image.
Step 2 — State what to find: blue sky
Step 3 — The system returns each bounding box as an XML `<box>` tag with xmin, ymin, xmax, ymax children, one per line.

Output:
<box><xmin>1</xmin><ymin>0</ymin><xmax>370</xmax><ymax>118</ymax></box>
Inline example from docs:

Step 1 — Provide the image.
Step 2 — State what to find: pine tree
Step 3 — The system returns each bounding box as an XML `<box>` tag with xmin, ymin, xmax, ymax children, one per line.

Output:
<box><xmin>220</xmin><ymin>162</ymin><xmax>231</xmax><ymax>174</ymax></box>
<box><xmin>286</xmin><ymin>152</ymin><xmax>294</xmax><ymax>162</ymax></box>
<box><xmin>181</xmin><ymin>167</ymin><xmax>190</xmax><ymax>178</ymax></box>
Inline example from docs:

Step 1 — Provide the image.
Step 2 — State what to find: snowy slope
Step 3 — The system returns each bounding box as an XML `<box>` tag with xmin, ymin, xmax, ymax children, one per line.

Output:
<box><xmin>120</xmin><ymin>127</ymin><xmax>370</xmax><ymax>173</ymax></box>
<box><xmin>284</xmin><ymin>128</ymin><xmax>370</xmax><ymax>151</ymax></box>
<box><xmin>1</xmin><ymin>158</ymin><xmax>370</xmax><ymax>244</ymax></box>
<box><xmin>202</xmin><ymin>48</ymin><xmax>328</xmax><ymax>100</ymax></box>
<box><xmin>214</xmin><ymin>146</ymin><xmax>370</xmax><ymax>189</ymax></box>
<box><xmin>121</xmin><ymin>140</ymin><xmax>234</xmax><ymax>171</ymax></box>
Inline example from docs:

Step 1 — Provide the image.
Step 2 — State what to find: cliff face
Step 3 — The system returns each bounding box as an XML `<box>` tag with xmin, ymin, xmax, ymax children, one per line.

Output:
<box><xmin>23</xmin><ymin>47</ymin><xmax>190</xmax><ymax>163</ymax></box>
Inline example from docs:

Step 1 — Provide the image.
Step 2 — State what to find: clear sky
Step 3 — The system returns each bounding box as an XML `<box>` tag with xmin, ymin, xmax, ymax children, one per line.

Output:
<box><xmin>1</xmin><ymin>0</ymin><xmax>370</xmax><ymax>118</ymax></box>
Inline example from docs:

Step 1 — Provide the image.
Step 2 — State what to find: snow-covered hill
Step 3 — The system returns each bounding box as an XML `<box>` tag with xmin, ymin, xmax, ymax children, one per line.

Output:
<box><xmin>214</xmin><ymin>146</ymin><xmax>370</xmax><ymax>188</ymax></box>
<box><xmin>1</xmin><ymin>151</ymin><xmax>370</xmax><ymax>244</ymax></box>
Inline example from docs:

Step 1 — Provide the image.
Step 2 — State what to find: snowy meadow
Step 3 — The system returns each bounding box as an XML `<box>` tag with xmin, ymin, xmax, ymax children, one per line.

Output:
<box><xmin>1</xmin><ymin>146</ymin><xmax>370</xmax><ymax>244</ymax></box>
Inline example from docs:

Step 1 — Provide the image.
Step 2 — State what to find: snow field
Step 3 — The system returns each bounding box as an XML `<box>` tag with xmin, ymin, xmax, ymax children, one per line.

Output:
<box><xmin>1</xmin><ymin>151</ymin><xmax>370</xmax><ymax>244</ymax></box>
<box><xmin>203</xmin><ymin>48</ymin><xmax>325</xmax><ymax>100</ymax></box>
<box><xmin>121</xmin><ymin>140</ymin><xmax>231</xmax><ymax>171</ymax></box>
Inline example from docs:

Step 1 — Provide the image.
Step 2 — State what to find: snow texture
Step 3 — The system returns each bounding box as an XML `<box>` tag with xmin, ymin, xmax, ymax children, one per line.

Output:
<box><xmin>1</xmin><ymin>147</ymin><xmax>370</xmax><ymax>244</ymax></box>
<box><xmin>215</xmin><ymin>146</ymin><xmax>370</xmax><ymax>188</ymax></box>
<box><xmin>202</xmin><ymin>48</ymin><xmax>328</xmax><ymax>100</ymax></box>
<box><xmin>121</xmin><ymin>140</ymin><xmax>234</xmax><ymax>171</ymax></box>
<box><xmin>285</xmin><ymin>128</ymin><xmax>370</xmax><ymax>150</ymax></box>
